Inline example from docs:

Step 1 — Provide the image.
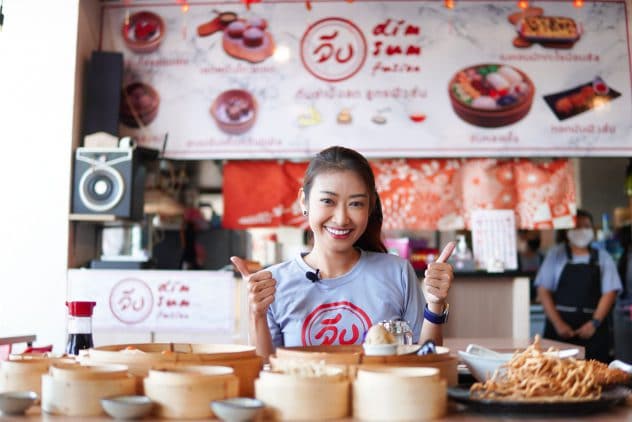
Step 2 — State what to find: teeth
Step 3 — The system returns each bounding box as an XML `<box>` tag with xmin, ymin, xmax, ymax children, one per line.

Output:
<box><xmin>326</xmin><ymin>227</ymin><xmax>351</xmax><ymax>236</ymax></box>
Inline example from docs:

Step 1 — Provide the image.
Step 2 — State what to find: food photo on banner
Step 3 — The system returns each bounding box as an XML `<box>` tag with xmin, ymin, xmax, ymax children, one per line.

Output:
<box><xmin>97</xmin><ymin>0</ymin><xmax>632</xmax><ymax>159</ymax></box>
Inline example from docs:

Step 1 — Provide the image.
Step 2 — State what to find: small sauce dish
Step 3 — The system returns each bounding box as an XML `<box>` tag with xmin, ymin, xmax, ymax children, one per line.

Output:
<box><xmin>101</xmin><ymin>395</ymin><xmax>154</xmax><ymax>419</ymax></box>
<box><xmin>0</xmin><ymin>391</ymin><xmax>38</xmax><ymax>415</ymax></box>
<box><xmin>211</xmin><ymin>397</ymin><xmax>265</xmax><ymax>421</ymax></box>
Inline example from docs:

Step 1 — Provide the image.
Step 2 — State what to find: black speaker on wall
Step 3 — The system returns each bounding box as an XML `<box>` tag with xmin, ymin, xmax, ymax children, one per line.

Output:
<box><xmin>82</xmin><ymin>51</ymin><xmax>124</xmax><ymax>139</ymax></box>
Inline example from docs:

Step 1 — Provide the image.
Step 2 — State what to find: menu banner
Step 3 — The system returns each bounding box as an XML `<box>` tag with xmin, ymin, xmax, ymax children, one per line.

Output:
<box><xmin>67</xmin><ymin>269</ymin><xmax>236</xmax><ymax>332</ymax></box>
<box><xmin>100</xmin><ymin>0</ymin><xmax>632</xmax><ymax>158</ymax></box>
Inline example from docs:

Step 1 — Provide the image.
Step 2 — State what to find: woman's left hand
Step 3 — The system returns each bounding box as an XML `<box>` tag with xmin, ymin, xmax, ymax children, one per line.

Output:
<box><xmin>423</xmin><ymin>242</ymin><xmax>456</xmax><ymax>305</ymax></box>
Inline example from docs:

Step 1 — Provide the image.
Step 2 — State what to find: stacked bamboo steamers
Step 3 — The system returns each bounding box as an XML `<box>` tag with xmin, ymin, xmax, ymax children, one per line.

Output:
<box><xmin>1</xmin><ymin>342</ymin><xmax>455</xmax><ymax>420</ymax></box>
<box><xmin>260</xmin><ymin>344</ymin><xmax>455</xmax><ymax>421</ymax></box>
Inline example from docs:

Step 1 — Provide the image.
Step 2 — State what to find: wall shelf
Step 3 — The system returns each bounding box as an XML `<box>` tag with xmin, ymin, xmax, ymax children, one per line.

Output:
<box><xmin>69</xmin><ymin>213</ymin><xmax>124</xmax><ymax>222</ymax></box>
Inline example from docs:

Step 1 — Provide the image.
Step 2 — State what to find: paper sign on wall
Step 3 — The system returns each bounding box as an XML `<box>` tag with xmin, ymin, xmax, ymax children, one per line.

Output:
<box><xmin>471</xmin><ymin>210</ymin><xmax>518</xmax><ymax>271</ymax></box>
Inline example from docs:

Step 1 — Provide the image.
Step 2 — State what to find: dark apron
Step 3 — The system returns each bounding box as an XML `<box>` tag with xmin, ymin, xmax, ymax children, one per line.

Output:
<box><xmin>543</xmin><ymin>246</ymin><xmax>611</xmax><ymax>362</ymax></box>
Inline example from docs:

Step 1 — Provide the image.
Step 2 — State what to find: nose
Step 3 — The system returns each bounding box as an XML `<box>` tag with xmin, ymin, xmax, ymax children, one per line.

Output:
<box><xmin>332</xmin><ymin>204</ymin><xmax>350</xmax><ymax>226</ymax></box>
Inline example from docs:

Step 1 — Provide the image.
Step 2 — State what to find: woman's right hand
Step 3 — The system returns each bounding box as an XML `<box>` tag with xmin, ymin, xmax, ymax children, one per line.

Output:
<box><xmin>553</xmin><ymin>320</ymin><xmax>575</xmax><ymax>339</ymax></box>
<box><xmin>231</xmin><ymin>256</ymin><xmax>277</xmax><ymax>318</ymax></box>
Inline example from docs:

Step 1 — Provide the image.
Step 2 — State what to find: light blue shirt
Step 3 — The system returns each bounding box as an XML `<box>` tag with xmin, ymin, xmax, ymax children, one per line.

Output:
<box><xmin>266</xmin><ymin>250</ymin><xmax>424</xmax><ymax>347</ymax></box>
<box><xmin>534</xmin><ymin>244</ymin><xmax>622</xmax><ymax>294</ymax></box>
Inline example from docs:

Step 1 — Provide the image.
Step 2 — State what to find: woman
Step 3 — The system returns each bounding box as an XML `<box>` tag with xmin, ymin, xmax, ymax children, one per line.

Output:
<box><xmin>535</xmin><ymin>209</ymin><xmax>622</xmax><ymax>362</ymax></box>
<box><xmin>232</xmin><ymin>146</ymin><xmax>455</xmax><ymax>360</ymax></box>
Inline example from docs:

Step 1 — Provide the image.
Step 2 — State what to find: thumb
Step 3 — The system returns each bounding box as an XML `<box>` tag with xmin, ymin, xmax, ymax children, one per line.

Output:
<box><xmin>436</xmin><ymin>241</ymin><xmax>456</xmax><ymax>263</ymax></box>
<box><xmin>230</xmin><ymin>256</ymin><xmax>251</xmax><ymax>278</ymax></box>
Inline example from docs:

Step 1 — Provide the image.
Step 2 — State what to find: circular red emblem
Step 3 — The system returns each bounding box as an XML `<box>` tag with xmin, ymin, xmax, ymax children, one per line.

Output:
<box><xmin>301</xmin><ymin>301</ymin><xmax>372</xmax><ymax>346</ymax></box>
<box><xmin>109</xmin><ymin>278</ymin><xmax>154</xmax><ymax>324</ymax></box>
<box><xmin>300</xmin><ymin>17</ymin><xmax>367</xmax><ymax>83</ymax></box>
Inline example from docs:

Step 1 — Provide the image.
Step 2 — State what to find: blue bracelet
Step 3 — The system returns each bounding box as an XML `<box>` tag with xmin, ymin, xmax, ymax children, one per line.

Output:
<box><xmin>424</xmin><ymin>303</ymin><xmax>449</xmax><ymax>324</ymax></box>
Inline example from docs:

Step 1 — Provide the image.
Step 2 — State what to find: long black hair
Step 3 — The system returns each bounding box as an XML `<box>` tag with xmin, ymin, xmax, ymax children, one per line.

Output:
<box><xmin>303</xmin><ymin>146</ymin><xmax>387</xmax><ymax>253</ymax></box>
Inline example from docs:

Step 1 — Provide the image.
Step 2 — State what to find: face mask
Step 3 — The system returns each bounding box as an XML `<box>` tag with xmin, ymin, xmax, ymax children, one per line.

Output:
<box><xmin>567</xmin><ymin>228</ymin><xmax>594</xmax><ymax>248</ymax></box>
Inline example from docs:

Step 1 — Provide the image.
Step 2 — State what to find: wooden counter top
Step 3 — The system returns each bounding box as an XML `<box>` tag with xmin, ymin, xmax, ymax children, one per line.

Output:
<box><xmin>0</xmin><ymin>335</ymin><xmax>36</xmax><ymax>346</ymax></box>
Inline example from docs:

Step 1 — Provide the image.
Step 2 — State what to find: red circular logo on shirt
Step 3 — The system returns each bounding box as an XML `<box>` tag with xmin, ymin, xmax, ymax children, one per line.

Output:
<box><xmin>300</xmin><ymin>17</ymin><xmax>367</xmax><ymax>82</ymax></box>
<box><xmin>301</xmin><ymin>301</ymin><xmax>372</xmax><ymax>346</ymax></box>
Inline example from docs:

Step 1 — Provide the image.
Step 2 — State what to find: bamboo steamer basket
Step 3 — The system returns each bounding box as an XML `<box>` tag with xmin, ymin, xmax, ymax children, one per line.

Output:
<box><xmin>143</xmin><ymin>365</ymin><xmax>239</xmax><ymax>419</ymax></box>
<box><xmin>81</xmin><ymin>343</ymin><xmax>262</xmax><ymax>397</ymax></box>
<box><xmin>255</xmin><ymin>370</ymin><xmax>350</xmax><ymax>420</ymax></box>
<box><xmin>41</xmin><ymin>363</ymin><xmax>136</xmax><ymax>416</ymax></box>
<box><xmin>0</xmin><ymin>356</ymin><xmax>76</xmax><ymax>394</ymax></box>
<box><xmin>361</xmin><ymin>346</ymin><xmax>458</xmax><ymax>386</ymax></box>
<box><xmin>275</xmin><ymin>345</ymin><xmax>363</xmax><ymax>365</ymax></box>
<box><xmin>274</xmin><ymin>344</ymin><xmax>457</xmax><ymax>386</ymax></box>
<box><xmin>353</xmin><ymin>366</ymin><xmax>447</xmax><ymax>421</ymax></box>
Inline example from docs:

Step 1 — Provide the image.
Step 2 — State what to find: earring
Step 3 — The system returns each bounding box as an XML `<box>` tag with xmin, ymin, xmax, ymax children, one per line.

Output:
<box><xmin>303</xmin><ymin>210</ymin><xmax>308</xmax><ymax>216</ymax></box>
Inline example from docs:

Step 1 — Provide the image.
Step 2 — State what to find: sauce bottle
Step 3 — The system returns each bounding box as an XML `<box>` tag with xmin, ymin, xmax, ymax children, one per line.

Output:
<box><xmin>65</xmin><ymin>301</ymin><xmax>96</xmax><ymax>355</ymax></box>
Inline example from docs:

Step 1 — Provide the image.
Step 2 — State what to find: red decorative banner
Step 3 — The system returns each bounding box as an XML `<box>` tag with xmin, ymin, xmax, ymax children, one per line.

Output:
<box><xmin>222</xmin><ymin>158</ymin><xmax>576</xmax><ymax>230</ymax></box>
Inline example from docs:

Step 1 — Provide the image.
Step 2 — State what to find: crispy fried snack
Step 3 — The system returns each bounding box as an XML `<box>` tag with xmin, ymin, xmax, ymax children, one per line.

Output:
<box><xmin>470</xmin><ymin>336</ymin><xmax>601</xmax><ymax>401</ymax></box>
<box><xmin>585</xmin><ymin>360</ymin><xmax>631</xmax><ymax>386</ymax></box>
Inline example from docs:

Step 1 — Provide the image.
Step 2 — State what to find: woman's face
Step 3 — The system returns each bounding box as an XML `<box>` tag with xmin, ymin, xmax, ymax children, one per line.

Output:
<box><xmin>301</xmin><ymin>170</ymin><xmax>370</xmax><ymax>254</ymax></box>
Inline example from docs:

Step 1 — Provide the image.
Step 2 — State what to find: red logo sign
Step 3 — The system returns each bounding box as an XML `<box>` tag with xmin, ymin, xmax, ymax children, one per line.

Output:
<box><xmin>301</xmin><ymin>17</ymin><xmax>367</xmax><ymax>82</ymax></box>
<box><xmin>109</xmin><ymin>278</ymin><xmax>154</xmax><ymax>324</ymax></box>
<box><xmin>301</xmin><ymin>301</ymin><xmax>372</xmax><ymax>346</ymax></box>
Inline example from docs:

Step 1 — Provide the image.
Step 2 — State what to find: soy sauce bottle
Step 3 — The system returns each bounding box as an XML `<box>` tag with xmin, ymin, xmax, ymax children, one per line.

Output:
<box><xmin>65</xmin><ymin>301</ymin><xmax>96</xmax><ymax>355</ymax></box>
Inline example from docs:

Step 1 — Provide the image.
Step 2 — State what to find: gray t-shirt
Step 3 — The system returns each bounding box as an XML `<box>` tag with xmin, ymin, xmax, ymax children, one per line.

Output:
<box><xmin>267</xmin><ymin>249</ymin><xmax>424</xmax><ymax>347</ymax></box>
<box><xmin>534</xmin><ymin>244</ymin><xmax>622</xmax><ymax>293</ymax></box>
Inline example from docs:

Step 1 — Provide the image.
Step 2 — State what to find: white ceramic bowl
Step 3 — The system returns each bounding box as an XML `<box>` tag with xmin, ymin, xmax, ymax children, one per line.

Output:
<box><xmin>100</xmin><ymin>395</ymin><xmax>154</xmax><ymax>419</ymax></box>
<box><xmin>362</xmin><ymin>343</ymin><xmax>398</xmax><ymax>356</ymax></box>
<box><xmin>211</xmin><ymin>397</ymin><xmax>264</xmax><ymax>422</ymax></box>
<box><xmin>458</xmin><ymin>350</ymin><xmax>513</xmax><ymax>382</ymax></box>
<box><xmin>0</xmin><ymin>391</ymin><xmax>38</xmax><ymax>415</ymax></box>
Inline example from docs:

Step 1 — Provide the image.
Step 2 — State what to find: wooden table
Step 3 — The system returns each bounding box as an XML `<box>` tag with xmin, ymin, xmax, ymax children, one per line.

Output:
<box><xmin>0</xmin><ymin>335</ymin><xmax>36</xmax><ymax>347</ymax></box>
<box><xmin>4</xmin><ymin>338</ymin><xmax>630</xmax><ymax>421</ymax></box>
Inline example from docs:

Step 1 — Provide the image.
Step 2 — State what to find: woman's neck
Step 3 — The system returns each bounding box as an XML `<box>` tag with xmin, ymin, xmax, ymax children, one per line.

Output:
<box><xmin>570</xmin><ymin>244</ymin><xmax>590</xmax><ymax>256</ymax></box>
<box><xmin>304</xmin><ymin>247</ymin><xmax>361</xmax><ymax>279</ymax></box>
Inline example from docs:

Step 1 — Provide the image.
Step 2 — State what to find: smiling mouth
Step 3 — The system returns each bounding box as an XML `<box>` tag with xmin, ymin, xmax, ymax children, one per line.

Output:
<box><xmin>326</xmin><ymin>227</ymin><xmax>352</xmax><ymax>237</ymax></box>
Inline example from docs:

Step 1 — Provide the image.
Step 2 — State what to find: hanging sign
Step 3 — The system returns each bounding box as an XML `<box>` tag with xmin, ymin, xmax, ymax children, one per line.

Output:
<box><xmin>100</xmin><ymin>0</ymin><xmax>632</xmax><ymax>158</ymax></box>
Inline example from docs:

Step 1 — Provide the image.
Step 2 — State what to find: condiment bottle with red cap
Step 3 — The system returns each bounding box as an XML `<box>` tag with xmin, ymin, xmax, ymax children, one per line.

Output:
<box><xmin>65</xmin><ymin>301</ymin><xmax>96</xmax><ymax>355</ymax></box>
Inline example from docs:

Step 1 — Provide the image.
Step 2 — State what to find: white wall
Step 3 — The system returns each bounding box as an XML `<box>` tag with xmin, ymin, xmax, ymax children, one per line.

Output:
<box><xmin>0</xmin><ymin>1</ymin><xmax>80</xmax><ymax>352</ymax></box>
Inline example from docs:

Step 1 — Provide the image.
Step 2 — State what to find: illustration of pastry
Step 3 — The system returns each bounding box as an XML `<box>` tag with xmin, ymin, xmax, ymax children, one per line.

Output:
<box><xmin>210</xmin><ymin>89</ymin><xmax>258</xmax><ymax>135</ymax></box>
<box><xmin>448</xmin><ymin>64</ymin><xmax>534</xmax><ymax>128</ymax></box>
<box><xmin>120</xmin><ymin>82</ymin><xmax>160</xmax><ymax>128</ymax></box>
<box><xmin>121</xmin><ymin>11</ymin><xmax>165</xmax><ymax>54</ymax></box>
<box><xmin>337</xmin><ymin>109</ymin><xmax>352</xmax><ymax>124</ymax></box>
<box><xmin>298</xmin><ymin>107</ymin><xmax>322</xmax><ymax>127</ymax></box>
<box><xmin>543</xmin><ymin>76</ymin><xmax>621</xmax><ymax>121</ymax></box>
<box><xmin>222</xmin><ymin>17</ymin><xmax>275</xmax><ymax>63</ymax></box>
<box><xmin>197</xmin><ymin>11</ymin><xmax>238</xmax><ymax>37</ymax></box>
<box><xmin>508</xmin><ymin>7</ymin><xmax>582</xmax><ymax>49</ymax></box>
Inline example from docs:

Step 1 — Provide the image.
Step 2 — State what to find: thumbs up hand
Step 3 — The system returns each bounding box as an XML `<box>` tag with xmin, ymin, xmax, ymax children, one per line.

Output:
<box><xmin>422</xmin><ymin>242</ymin><xmax>456</xmax><ymax>305</ymax></box>
<box><xmin>231</xmin><ymin>256</ymin><xmax>277</xmax><ymax>318</ymax></box>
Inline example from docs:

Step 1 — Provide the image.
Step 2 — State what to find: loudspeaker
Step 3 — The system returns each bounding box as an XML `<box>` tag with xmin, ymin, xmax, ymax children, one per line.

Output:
<box><xmin>83</xmin><ymin>51</ymin><xmax>124</xmax><ymax>138</ymax></box>
<box><xmin>72</xmin><ymin>147</ymin><xmax>150</xmax><ymax>220</ymax></box>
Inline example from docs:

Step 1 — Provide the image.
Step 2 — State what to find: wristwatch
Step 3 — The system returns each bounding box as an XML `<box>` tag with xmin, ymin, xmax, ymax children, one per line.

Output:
<box><xmin>591</xmin><ymin>318</ymin><xmax>601</xmax><ymax>329</ymax></box>
<box><xmin>424</xmin><ymin>303</ymin><xmax>449</xmax><ymax>324</ymax></box>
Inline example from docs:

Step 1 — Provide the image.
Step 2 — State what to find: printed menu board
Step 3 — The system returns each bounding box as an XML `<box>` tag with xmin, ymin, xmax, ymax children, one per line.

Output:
<box><xmin>100</xmin><ymin>0</ymin><xmax>632</xmax><ymax>159</ymax></box>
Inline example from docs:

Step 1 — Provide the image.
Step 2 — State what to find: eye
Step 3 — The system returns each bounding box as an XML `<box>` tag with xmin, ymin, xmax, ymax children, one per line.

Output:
<box><xmin>320</xmin><ymin>197</ymin><xmax>334</xmax><ymax>205</ymax></box>
<box><xmin>350</xmin><ymin>200</ymin><xmax>366</xmax><ymax>208</ymax></box>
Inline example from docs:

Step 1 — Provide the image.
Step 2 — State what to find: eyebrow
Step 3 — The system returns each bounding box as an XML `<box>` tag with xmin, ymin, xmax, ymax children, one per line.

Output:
<box><xmin>319</xmin><ymin>190</ymin><xmax>369</xmax><ymax>198</ymax></box>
